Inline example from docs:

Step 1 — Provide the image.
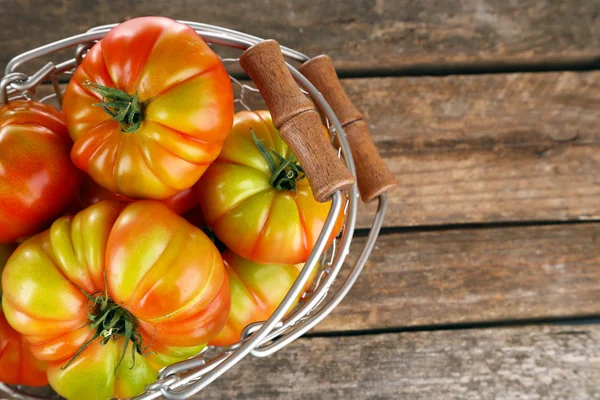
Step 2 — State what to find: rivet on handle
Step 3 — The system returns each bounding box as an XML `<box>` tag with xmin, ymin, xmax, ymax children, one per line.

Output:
<box><xmin>239</xmin><ymin>40</ymin><xmax>355</xmax><ymax>203</ymax></box>
<box><xmin>299</xmin><ymin>55</ymin><xmax>398</xmax><ymax>203</ymax></box>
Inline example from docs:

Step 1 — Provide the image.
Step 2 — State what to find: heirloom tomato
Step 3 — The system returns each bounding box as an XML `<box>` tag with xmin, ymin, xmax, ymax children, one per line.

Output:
<box><xmin>210</xmin><ymin>251</ymin><xmax>316</xmax><ymax>346</ymax></box>
<box><xmin>79</xmin><ymin>175</ymin><xmax>198</xmax><ymax>215</ymax></box>
<box><xmin>0</xmin><ymin>243</ymin><xmax>48</xmax><ymax>386</ymax></box>
<box><xmin>2</xmin><ymin>201</ymin><xmax>230</xmax><ymax>400</ymax></box>
<box><xmin>63</xmin><ymin>16</ymin><xmax>234</xmax><ymax>200</ymax></box>
<box><xmin>0</xmin><ymin>100</ymin><xmax>80</xmax><ymax>243</ymax></box>
<box><xmin>198</xmin><ymin>110</ymin><xmax>344</xmax><ymax>265</ymax></box>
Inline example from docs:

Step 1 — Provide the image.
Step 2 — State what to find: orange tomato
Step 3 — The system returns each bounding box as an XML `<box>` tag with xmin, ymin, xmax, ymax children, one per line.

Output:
<box><xmin>2</xmin><ymin>201</ymin><xmax>229</xmax><ymax>399</ymax></box>
<box><xmin>63</xmin><ymin>17</ymin><xmax>233</xmax><ymax>200</ymax></box>
<box><xmin>198</xmin><ymin>110</ymin><xmax>344</xmax><ymax>264</ymax></box>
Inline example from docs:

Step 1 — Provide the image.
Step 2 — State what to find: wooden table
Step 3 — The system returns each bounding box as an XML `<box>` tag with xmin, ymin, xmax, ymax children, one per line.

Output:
<box><xmin>3</xmin><ymin>1</ymin><xmax>599</xmax><ymax>398</ymax></box>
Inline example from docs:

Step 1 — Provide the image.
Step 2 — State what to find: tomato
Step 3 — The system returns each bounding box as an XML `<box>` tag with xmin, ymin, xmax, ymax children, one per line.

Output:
<box><xmin>2</xmin><ymin>200</ymin><xmax>229</xmax><ymax>399</ymax></box>
<box><xmin>198</xmin><ymin>110</ymin><xmax>344</xmax><ymax>265</ymax></box>
<box><xmin>79</xmin><ymin>175</ymin><xmax>198</xmax><ymax>215</ymax></box>
<box><xmin>0</xmin><ymin>100</ymin><xmax>80</xmax><ymax>244</ymax></box>
<box><xmin>63</xmin><ymin>16</ymin><xmax>234</xmax><ymax>200</ymax></box>
<box><xmin>0</xmin><ymin>243</ymin><xmax>48</xmax><ymax>386</ymax></box>
<box><xmin>210</xmin><ymin>251</ymin><xmax>316</xmax><ymax>346</ymax></box>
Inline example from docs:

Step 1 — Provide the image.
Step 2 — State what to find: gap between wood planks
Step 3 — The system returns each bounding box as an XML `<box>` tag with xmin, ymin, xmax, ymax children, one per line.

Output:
<box><xmin>305</xmin><ymin>315</ymin><xmax>600</xmax><ymax>339</ymax></box>
<box><xmin>333</xmin><ymin>56</ymin><xmax>600</xmax><ymax>79</ymax></box>
<box><xmin>353</xmin><ymin>217</ymin><xmax>600</xmax><ymax>238</ymax></box>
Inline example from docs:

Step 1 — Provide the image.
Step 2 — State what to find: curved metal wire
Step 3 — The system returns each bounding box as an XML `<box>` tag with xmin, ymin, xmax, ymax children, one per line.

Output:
<box><xmin>0</xmin><ymin>21</ymin><xmax>385</xmax><ymax>400</ymax></box>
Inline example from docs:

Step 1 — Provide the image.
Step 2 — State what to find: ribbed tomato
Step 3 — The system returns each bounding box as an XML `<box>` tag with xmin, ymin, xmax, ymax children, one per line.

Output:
<box><xmin>63</xmin><ymin>16</ymin><xmax>233</xmax><ymax>200</ymax></box>
<box><xmin>2</xmin><ymin>201</ymin><xmax>229</xmax><ymax>399</ymax></box>
<box><xmin>198</xmin><ymin>110</ymin><xmax>344</xmax><ymax>264</ymax></box>
<box><xmin>0</xmin><ymin>100</ymin><xmax>80</xmax><ymax>243</ymax></box>
<box><xmin>210</xmin><ymin>250</ymin><xmax>316</xmax><ymax>346</ymax></box>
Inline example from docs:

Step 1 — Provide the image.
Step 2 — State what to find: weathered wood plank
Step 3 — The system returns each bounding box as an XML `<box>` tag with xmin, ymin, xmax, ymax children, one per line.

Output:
<box><xmin>348</xmin><ymin>71</ymin><xmax>600</xmax><ymax>227</ymax></box>
<box><xmin>30</xmin><ymin>70</ymin><xmax>600</xmax><ymax>228</ymax></box>
<box><xmin>316</xmin><ymin>223</ymin><xmax>600</xmax><ymax>332</ymax></box>
<box><xmin>200</xmin><ymin>325</ymin><xmax>600</xmax><ymax>399</ymax></box>
<box><xmin>2</xmin><ymin>0</ymin><xmax>600</xmax><ymax>74</ymax></box>
<box><xmin>12</xmin><ymin>325</ymin><xmax>600</xmax><ymax>399</ymax></box>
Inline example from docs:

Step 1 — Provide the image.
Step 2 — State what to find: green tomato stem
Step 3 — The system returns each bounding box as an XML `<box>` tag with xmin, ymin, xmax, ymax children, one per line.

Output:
<box><xmin>251</xmin><ymin>128</ymin><xmax>305</xmax><ymax>191</ymax></box>
<box><xmin>62</xmin><ymin>273</ymin><xmax>151</xmax><ymax>375</ymax></box>
<box><xmin>83</xmin><ymin>81</ymin><xmax>144</xmax><ymax>133</ymax></box>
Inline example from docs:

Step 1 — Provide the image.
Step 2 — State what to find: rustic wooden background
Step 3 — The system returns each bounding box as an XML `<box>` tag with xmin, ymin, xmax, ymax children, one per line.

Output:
<box><xmin>2</xmin><ymin>0</ymin><xmax>600</xmax><ymax>398</ymax></box>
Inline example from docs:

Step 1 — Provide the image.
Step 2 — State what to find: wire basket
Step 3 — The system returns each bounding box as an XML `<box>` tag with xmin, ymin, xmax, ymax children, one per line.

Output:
<box><xmin>0</xmin><ymin>21</ymin><xmax>392</xmax><ymax>400</ymax></box>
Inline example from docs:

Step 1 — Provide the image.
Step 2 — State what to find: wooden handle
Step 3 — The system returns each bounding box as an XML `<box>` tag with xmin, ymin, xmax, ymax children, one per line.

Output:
<box><xmin>299</xmin><ymin>55</ymin><xmax>398</xmax><ymax>203</ymax></box>
<box><xmin>239</xmin><ymin>40</ymin><xmax>354</xmax><ymax>203</ymax></box>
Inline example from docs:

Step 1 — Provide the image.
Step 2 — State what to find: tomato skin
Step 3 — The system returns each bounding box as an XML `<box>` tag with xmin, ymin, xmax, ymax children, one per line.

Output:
<box><xmin>0</xmin><ymin>309</ymin><xmax>48</xmax><ymax>386</ymax></box>
<box><xmin>198</xmin><ymin>110</ymin><xmax>344</xmax><ymax>265</ymax></box>
<box><xmin>210</xmin><ymin>251</ymin><xmax>316</xmax><ymax>347</ymax></box>
<box><xmin>63</xmin><ymin>17</ymin><xmax>234</xmax><ymax>200</ymax></box>
<box><xmin>79</xmin><ymin>175</ymin><xmax>198</xmax><ymax>215</ymax></box>
<box><xmin>1</xmin><ymin>200</ymin><xmax>229</xmax><ymax>399</ymax></box>
<box><xmin>47</xmin><ymin>339</ymin><xmax>155</xmax><ymax>400</ymax></box>
<box><xmin>0</xmin><ymin>243</ymin><xmax>48</xmax><ymax>386</ymax></box>
<box><xmin>0</xmin><ymin>100</ymin><xmax>81</xmax><ymax>244</ymax></box>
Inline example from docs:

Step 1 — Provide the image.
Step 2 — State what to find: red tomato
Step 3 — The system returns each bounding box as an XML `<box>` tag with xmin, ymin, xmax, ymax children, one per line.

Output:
<box><xmin>198</xmin><ymin>110</ymin><xmax>344</xmax><ymax>264</ymax></box>
<box><xmin>2</xmin><ymin>201</ymin><xmax>229</xmax><ymax>399</ymax></box>
<box><xmin>63</xmin><ymin>17</ymin><xmax>234</xmax><ymax>200</ymax></box>
<box><xmin>79</xmin><ymin>175</ymin><xmax>198</xmax><ymax>215</ymax></box>
<box><xmin>210</xmin><ymin>251</ymin><xmax>316</xmax><ymax>347</ymax></box>
<box><xmin>0</xmin><ymin>243</ymin><xmax>48</xmax><ymax>386</ymax></box>
<box><xmin>0</xmin><ymin>100</ymin><xmax>80</xmax><ymax>244</ymax></box>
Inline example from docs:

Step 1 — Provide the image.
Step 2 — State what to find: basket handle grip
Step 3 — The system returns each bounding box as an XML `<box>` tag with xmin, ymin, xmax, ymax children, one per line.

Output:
<box><xmin>239</xmin><ymin>40</ymin><xmax>354</xmax><ymax>203</ymax></box>
<box><xmin>299</xmin><ymin>55</ymin><xmax>398</xmax><ymax>203</ymax></box>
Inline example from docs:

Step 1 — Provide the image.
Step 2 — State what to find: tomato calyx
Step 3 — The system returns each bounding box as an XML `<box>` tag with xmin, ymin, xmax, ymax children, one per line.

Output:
<box><xmin>84</xmin><ymin>81</ymin><xmax>144</xmax><ymax>133</ymax></box>
<box><xmin>251</xmin><ymin>128</ymin><xmax>305</xmax><ymax>191</ymax></box>
<box><xmin>63</xmin><ymin>279</ymin><xmax>152</xmax><ymax>374</ymax></box>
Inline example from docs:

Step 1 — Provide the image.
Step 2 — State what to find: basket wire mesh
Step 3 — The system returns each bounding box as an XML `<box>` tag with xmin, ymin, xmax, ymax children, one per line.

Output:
<box><xmin>0</xmin><ymin>22</ymin><xmax>388</xmax><ymax>400</ymax></box>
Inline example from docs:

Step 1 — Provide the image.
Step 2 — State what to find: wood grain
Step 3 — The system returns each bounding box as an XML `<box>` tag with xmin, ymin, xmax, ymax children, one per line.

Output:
<box><xmin>30</xmin><ymin>70</ymin><xmax>600</xmax><ymax>228</ymax></box>
<box><xmin>346</xmin><ymin>71</ymin><xmax>600</xmax><ymax>227</ymax></box>
<box><xmin>201</xmin><ymin>325</ymin><xmax>600</xmax><ymax>399</ymax></box>
<box><xmin>2</xmin><ymin>0</ymin><xmax>600</xmax><ymax>75</ymax></box>
<box><xmin>315</xmin><ymin>223</ymin><xmax>600</xmax><ymax>333</ymax></box>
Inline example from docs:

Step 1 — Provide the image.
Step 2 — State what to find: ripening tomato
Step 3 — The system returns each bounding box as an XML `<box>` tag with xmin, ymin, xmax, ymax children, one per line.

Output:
<box><xmin>0</xmin><ymin>100</ymin><xmax>80</xmax><ymax>244</ymax></box>
<box><xmin>210</xmin><ymin>251</ymin><xmax>316</xmax><ymax>346</ymax></box>
<box><xmin>2</xmin><ymin>201</ymin><xmax>229</xmax><ymax>399</ymax></box>
<box><xmin>198</xmin><ymin>110</ymin><xmax>344</xmax><ymax>265</ymax></box>
<box><xmin>63</xmin><ymin>16</ymin><xmax>234</xmax><ymax>200</ymax></box>
<box><xmin>79</xmin><ymin>175</ymin><xmax>198</xmax><ymax>215</ymax></box>
<box><xmin>0</xmin><ymin>243</ymin><xmax>48</xmax><ymax>386</ymax></box>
